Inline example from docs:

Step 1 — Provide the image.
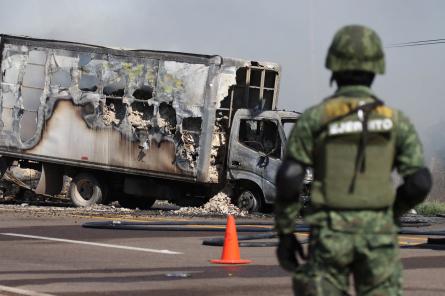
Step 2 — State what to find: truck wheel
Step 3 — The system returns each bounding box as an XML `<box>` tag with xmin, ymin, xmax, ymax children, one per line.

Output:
<box><xmin>236</xmin><ymin>188</ymin><xmax>262</xmax><ymax>213</ymax></box>
<box><xmin>69</xmin><ymin>173</ymin><xmax>103</xmax><ymax>207</ymax></box>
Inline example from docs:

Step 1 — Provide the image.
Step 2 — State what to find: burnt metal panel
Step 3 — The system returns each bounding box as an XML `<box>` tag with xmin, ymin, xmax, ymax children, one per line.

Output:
<box><xmin>0</xmin><ymin>34</ymin><xmax>215</xmax><ymax>65</ymax></box>
<box><xmin>196</xmin><ymin>57</ymin><xmax>222</xmax><ymax>183</ymax></box>
<box><xmin>0</xmin><ymin>35</ymin><xmax>282</xmax><ymax>184</ymax></box>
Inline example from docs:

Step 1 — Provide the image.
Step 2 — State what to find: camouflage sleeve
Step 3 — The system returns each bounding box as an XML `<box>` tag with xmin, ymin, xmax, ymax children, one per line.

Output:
<box><xmin>286</xmin><ymin>107</ymin><xmax>319</xmax><ymax>166</ymax></box>
<box><xmin>275</xmin><ymin>108</ymin><xmax>319</xmax><ymax>235</ymax></box>
<box><xmin>395</xmin><ymin>111</ymin><xmax>424</xmax><ymax>176</ymax></box>
<box><xmin>274</xmin><ymin>199</ymin><xmax>301</xmax><ymax>235</ymax></box>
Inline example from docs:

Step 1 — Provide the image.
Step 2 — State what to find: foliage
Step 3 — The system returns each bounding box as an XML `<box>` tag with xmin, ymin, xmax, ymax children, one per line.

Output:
<box><xmin>415</xmin><ymin>201</ymin><xmax>445</xmax><ymax>216</ymax></box>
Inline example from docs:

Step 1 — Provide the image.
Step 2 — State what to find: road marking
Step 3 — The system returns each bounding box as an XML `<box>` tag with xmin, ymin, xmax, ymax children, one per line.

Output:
<box><xmin>399</xmin><ymin>235</ymin><xmax>428</xmax><ymax>242</ymax></box>
<box><xmin>0</xmin><ymin>233</ymin><xmax>182</xmax><ymax>255</ymax></box>
<box><xmin>0</xmin><ymin>284</ymin><xmax>55</xmax><ymax>296</ymax></box>
<box><xmin>400</xmin><ymin>241</ymin><xmax>425</xmax><ymax>246</ymax></box>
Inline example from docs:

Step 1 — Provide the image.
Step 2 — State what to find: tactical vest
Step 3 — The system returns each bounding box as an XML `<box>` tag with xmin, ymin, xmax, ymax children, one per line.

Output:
<box><xmin>311</xmin><ymin>97</ymin><xmax>397</xmax><ymax>209</ymax></box>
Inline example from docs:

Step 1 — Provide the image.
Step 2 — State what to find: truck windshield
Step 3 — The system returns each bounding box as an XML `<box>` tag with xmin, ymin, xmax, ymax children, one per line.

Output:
<box><xmin>239</xmin><ymin>119</ymin><xmax>281</xmax><ymax>159</ymax></box>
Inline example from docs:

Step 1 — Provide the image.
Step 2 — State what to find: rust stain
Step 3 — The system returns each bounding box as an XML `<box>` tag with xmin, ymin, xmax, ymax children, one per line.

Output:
<box><xmin>28</xmin><ymin>101</ymin><xmax>180</xmax><ymax>174</ymax></box>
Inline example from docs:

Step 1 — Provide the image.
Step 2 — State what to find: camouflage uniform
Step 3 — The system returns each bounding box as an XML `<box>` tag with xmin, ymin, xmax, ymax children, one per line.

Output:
<box><xmin>275</xmin><ymin>25</ymin><xmax>425</xmax><ymax>295</ymax></box>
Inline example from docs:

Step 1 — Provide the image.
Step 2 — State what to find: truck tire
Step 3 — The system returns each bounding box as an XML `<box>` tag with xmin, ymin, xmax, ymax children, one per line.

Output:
<box><xmin>69</xmin><ymin>173</ymin><xmax>103</xmax><ymax>207</ymax></box>
<box><xmin>236</xmin><ymin>188</ymin><xmax>262</xmax><ymax>213</ymax></box>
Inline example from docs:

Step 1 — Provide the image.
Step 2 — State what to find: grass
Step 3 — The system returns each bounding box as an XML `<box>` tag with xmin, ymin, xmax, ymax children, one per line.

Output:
<box><xmin>415</xmin><ymin>201</ymin><xmax>445</xmax><ymax>216</ymax></box>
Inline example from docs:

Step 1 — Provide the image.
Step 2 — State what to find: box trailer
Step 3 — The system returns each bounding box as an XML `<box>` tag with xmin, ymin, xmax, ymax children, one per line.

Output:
<box><xmin>0</xmin><ymin>34</ymin><xmax>299</xmax><ymax>212</ymax></box>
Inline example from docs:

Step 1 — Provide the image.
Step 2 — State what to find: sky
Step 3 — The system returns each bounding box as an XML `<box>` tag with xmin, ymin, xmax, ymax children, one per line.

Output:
<box><xmin>0</xmin><ymin>0</ymin><xmax>444</xmax><ymax>158</ymax></box>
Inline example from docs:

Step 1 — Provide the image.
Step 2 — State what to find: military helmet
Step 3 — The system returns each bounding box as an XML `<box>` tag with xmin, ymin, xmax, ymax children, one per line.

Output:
<box><xmin>325</xmin><ymin>25</ymin><xmax>385</xmax><ymax>74</ymax></box>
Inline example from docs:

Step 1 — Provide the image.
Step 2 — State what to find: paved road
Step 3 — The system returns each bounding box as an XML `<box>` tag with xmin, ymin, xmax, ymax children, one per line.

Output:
<box><xmin>0</xmin><ymin>210</ymin><xmax>444</xmax><ymax>295</ymax></box>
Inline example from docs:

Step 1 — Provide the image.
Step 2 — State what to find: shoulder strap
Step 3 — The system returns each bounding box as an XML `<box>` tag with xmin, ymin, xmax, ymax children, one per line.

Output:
<box><xmin>315</xmin><ymin>95</ymin><xmax>384</xmax><ymax>137</ymax></box>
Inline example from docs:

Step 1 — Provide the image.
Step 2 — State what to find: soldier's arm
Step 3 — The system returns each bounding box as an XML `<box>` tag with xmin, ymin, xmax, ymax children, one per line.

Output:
<box><xmin>393</xmin><ymin>111</ymin><xmax>432</xmax><ymax>218</ymax></box>
<box><xmin>275</xmin><ymin>158</ymin><xmax>306</xmax><ymax>234</ymax></box>
<box><xmin>275</xmin><ymin>111</ymin><xmax>315</xmax><ymax>234</ymax></box>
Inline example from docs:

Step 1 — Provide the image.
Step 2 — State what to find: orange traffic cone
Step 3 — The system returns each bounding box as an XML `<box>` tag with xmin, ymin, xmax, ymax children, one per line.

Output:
<box><xmin>210</xmin><ymin>215</ymin><xmax>252</xmax><ymax>264</ymax></box>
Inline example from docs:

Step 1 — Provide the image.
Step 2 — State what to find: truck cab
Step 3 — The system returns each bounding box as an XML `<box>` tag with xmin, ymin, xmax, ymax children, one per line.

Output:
<box><xmin>227</xmin><ymin>109</ymin><xmax>299</xmax><ymax>212</ymax></box>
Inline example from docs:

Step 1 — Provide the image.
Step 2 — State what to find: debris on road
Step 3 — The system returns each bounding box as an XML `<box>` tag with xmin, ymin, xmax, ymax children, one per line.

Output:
<box><xmin>165</xmin><ymin>272</ymin><xmax>193</xmax><ymax>278</ymax></box>
<box><xmin>0</xmin><ymin>168</ymin><xmax>252</xmax><ymax>218</ymax></box>
<box><xmin>173</xmin><ymin>192</ymin><xmax>248</xmax><ymax>217</ymax></box>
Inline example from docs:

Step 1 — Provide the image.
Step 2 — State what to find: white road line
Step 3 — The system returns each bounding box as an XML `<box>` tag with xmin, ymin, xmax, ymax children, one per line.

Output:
<box><xmin>0</xmin><ymin>284</ymin><xmax>55</xmax><ymax>296</ymax></box>
<box><xmin>0</xmin><ymin>233</ymin><xmax>182</xmax><ymax>255</ymax></box>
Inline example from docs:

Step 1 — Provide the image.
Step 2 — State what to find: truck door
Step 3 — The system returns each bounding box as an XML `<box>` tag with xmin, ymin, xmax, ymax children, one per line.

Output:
<box><xmin>258</xmin><ymin>120</ymin><xmax>283</xmax><ymax>203</ymax></box>
<box><xmin>228</xmin><ymin>117</ymin><xmax>283</xmax><ymax>202</ymax></box>
<box><xmin>228</xmin><ymin>118</ymin><xmax>266</xmax><ymax>182</ymax></box>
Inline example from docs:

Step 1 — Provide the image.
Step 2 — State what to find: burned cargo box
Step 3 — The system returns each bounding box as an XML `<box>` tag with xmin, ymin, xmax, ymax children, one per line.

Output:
<box><xmin>0</xmin><ymin>35</ymin><xmax>280</xmax><ymax>183</ymax></box>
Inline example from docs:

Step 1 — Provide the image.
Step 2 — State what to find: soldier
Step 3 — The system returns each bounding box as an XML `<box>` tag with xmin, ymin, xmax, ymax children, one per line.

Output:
<box><xmin>275</xmin><ymin>25</ymin><xmax>432</xmax><ymax>295</ymax></box>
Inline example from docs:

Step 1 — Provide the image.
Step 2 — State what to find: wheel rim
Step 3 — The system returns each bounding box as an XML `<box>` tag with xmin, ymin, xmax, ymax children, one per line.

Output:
<box><xmin>237</xmin><ymin>191</ymin><xmax>258</xmax><ymax>212</ymax></box>
<box><xmin>77</xmin><ymin>179</ymin><xmax>95</xmax><ymax>200</ymax></box>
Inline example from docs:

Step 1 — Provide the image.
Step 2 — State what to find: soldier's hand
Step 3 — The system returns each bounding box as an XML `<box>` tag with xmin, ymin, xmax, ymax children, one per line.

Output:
<box><xmin>276</xmin><ymin>233</ymin><xmax>299</xmax><ymax>272</ymax></box>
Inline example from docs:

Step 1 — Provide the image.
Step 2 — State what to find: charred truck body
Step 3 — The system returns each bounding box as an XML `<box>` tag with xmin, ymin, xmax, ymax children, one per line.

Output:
<box><xmin>0</xmin><ymin>35</ymin><xmax>298</xmax><ymax>212</ymax></box>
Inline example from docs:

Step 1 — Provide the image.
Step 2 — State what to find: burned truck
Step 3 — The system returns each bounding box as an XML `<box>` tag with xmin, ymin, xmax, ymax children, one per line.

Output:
<box><xmin>0</xmin><ymin>34</ymin><xmax>299</xmax><ymax>212</ymax></box>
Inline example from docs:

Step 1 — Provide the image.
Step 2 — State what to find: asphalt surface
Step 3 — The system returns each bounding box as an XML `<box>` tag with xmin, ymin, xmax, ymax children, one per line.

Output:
<box><xmin>0</xmin><ymin>209</ymin><xmax>444</xmax><ymax>296</ymax></box>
